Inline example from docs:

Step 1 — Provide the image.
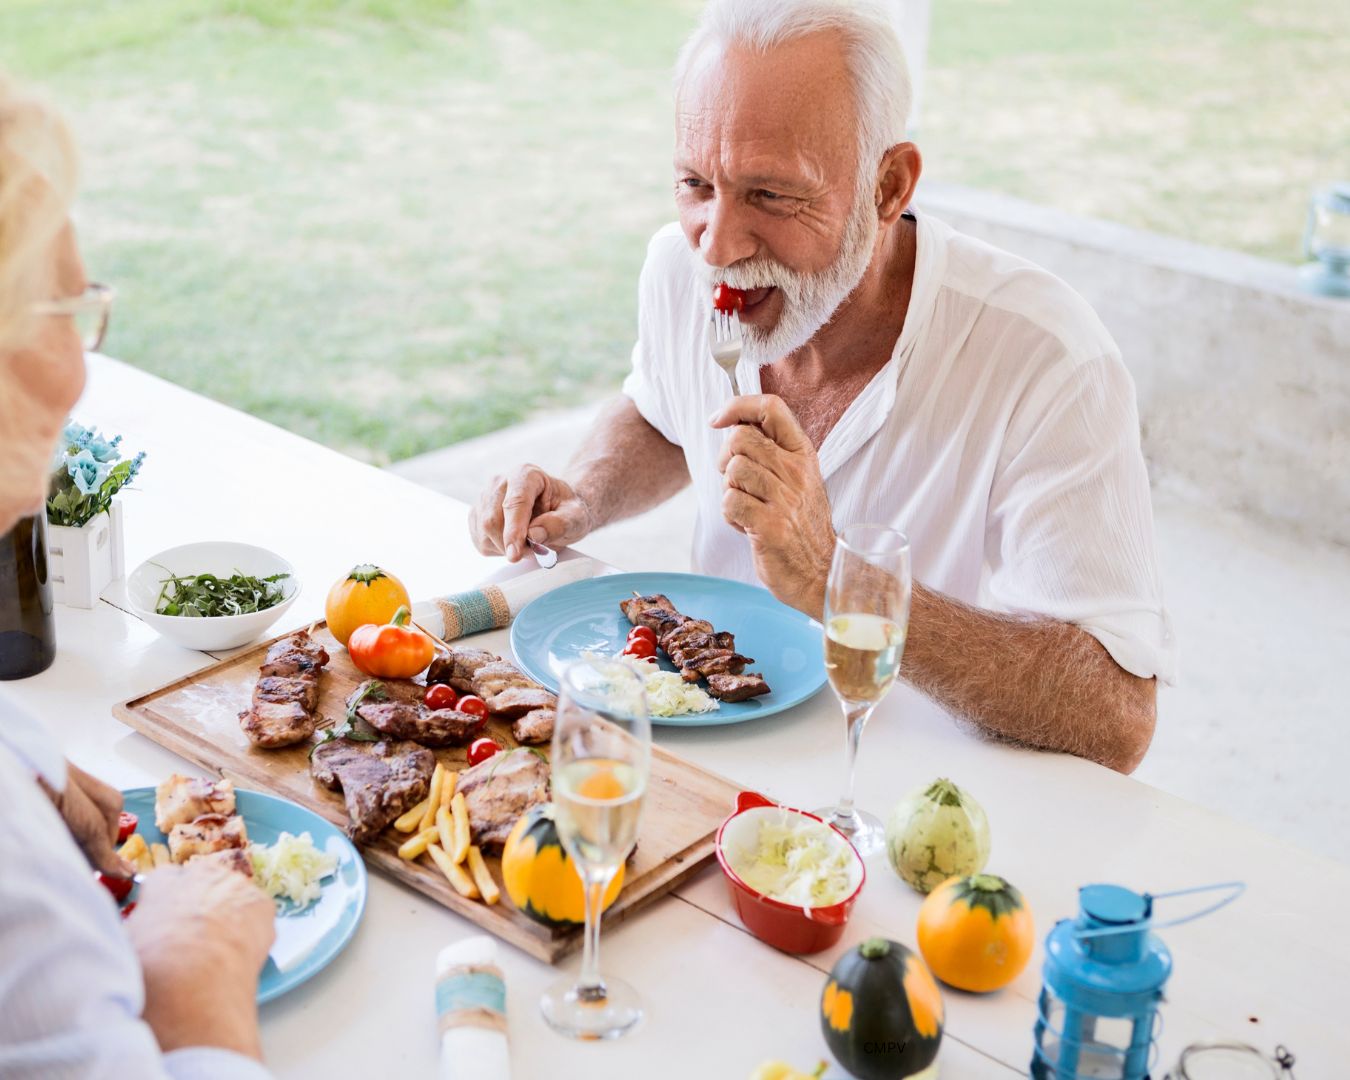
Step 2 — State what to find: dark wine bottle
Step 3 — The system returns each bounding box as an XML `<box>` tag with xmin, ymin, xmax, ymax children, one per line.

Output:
<box><xmin>0</xmin><ymin>512</ymin><xmax>57</xmax><ymax>679</ymax></box>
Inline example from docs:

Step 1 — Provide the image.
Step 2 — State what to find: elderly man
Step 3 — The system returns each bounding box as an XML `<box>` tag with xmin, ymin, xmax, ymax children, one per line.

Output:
<box><xmin>471</xmin><ymin>0</ymin><xmax>1174</xmax><ymax>773</ymax></box>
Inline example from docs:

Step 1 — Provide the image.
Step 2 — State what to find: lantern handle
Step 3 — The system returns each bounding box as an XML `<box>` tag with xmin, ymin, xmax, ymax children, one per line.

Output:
<box><xmin>1075</xmin><ymin>881</ymin><xmax>1245</xmax><ymax>940</ymax></box>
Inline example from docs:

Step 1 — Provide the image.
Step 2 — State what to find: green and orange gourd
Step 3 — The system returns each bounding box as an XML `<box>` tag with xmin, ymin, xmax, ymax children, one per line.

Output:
<box><xmin>820</xmin><ymin>937</ymin><xmax>943</xmax><ymax>1079</ymax></box>
<box><xmin>500</xmin><ymin>803</ymin><xmax>624</xmax><ymax>928</ymax></box>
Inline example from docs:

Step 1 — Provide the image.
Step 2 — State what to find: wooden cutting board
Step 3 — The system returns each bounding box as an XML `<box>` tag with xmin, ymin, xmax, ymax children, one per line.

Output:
<box><xmin>114</xmin><ymin>622</ymin><xmax>742</xmax><ymax>963</ymax></box>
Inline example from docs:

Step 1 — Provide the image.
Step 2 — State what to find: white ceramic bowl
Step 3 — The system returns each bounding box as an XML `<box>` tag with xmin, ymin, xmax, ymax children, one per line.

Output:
<box><xmin>127</xmin><ymin>542</ymin><xmax>301</xmax><ymax>652</ymax></box>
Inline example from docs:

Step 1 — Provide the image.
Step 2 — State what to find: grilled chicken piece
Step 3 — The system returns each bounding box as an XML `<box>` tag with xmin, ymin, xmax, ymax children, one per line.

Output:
<box><xmin>457</xmin><ymin>747</ymin><xmax>550</xmax><ymax>850</ymax></box>
<box><xmin>470</xmin><ymin>661</ymin><xmax>557</xmax><ymax>719</ymax></box>
<box><xmin>258</xmin><ymin>630</ymin><xmax>329</xmax><ymax>678</ymax></box>
<box><xmin>310</xmin><ymin>737</ymin><xmax>435</xmax><ymax>845</ymax></box>
<box><xmin>168</xmin><ymin>812</ymin><xmax>249</xmax><ymax>863</ymax></box>
<box><xmin>254</xmin><ymin>674</ymin><xmax>319</xmax><ymax>711</ymax></box>
<box><xmin>665</xmin><ymin>631</ymin><xmax>735</xmax><ymax>665</ymax></box>
<box><xmin>190</xmin><ymin>846</ymin><xmax>255</xmax><ymax>877</ymax></box>
<box><xmin>705</xmin><ymin>672</ymin><xmax>771</xmax><ymax>702</ymax></box>
<box><xmin>512</xmin><ymin>707</ymin><xmax>555</xmax><ymax>745</ymax></box>
<box><xmin>427</xmin><ymin>647</ymin><xmax>499</xmax><ymax>695</ymax></box>
<box><xmin>242</xmin><ymin>631</ymin><xmax>330</xmax><ymax>748</ymax></box>
<box><xmin>680</xmin><ymin>652</ymin><xmax>751</xmax><ymax>682</ymax></box>
<box><xmin>619</xmin><ymin>593</ymin><xmax>678</xmax><ymax>629</ymax></box>
<box><xmin>154</xmin><ymin>775</ymin><xmax>236</xmax><ymax>832</ymax></box>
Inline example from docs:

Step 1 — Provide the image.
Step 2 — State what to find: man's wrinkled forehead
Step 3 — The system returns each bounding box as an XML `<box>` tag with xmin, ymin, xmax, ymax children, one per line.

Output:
<box><xmin>675</xmin><ymin>33</ymin><xmax>859</xmax><ymax>175</ymax></box>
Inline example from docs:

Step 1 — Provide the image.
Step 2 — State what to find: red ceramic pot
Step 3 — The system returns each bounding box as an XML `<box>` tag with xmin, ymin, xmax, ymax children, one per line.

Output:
<box><xmin>715</xmin><ymin>791</ymin><xmax>866</xmax><ymax>954</ymax></box>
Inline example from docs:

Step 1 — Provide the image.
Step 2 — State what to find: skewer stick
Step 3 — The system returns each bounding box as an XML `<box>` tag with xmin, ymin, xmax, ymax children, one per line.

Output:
<box><xmin>412</xmin><ymin>619</ymin><xmax>454</xmax><ymax>654</ymax></box>
<box><xmin>306</xmin><ymin>620</ymin><xmax>318</xmax><ymax>637</ymax></box>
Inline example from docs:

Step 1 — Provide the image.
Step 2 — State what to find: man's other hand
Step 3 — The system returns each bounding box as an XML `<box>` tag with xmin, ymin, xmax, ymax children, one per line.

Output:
<box><xmin>710</xmin><ymin>395</ymin><xmax>836</xmax><ymax>619</ymax></box>
<box><xmin>469</xmin><ymin>464</ymin><xmax>595</xmax><ymax>562</ymax></box>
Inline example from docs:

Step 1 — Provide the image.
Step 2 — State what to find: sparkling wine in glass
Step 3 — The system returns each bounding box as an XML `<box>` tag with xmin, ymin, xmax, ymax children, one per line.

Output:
<box><xmin>815</xmin><ymin>524</ymin><xmax>912</xmax><ymax>856</ymax></box>
<box><xmin>540</xmin><ymin>658</ymin><xmax>650</xmax><ymax>1040</ymax></box>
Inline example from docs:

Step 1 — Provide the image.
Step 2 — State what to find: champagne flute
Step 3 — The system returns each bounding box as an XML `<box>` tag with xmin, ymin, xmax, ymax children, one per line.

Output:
<box><xmin>815</xmin><ymin>524</ymin><xmax>912</xmax><ymax>856</ymax></box>
<box><xmin>540</xmin><ymin>658</ymin><xmax>650</xmax><ymax>1040</ymax></box>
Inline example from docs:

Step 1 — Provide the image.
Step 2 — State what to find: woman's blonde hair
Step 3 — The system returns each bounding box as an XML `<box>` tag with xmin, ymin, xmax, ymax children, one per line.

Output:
<box><xmin>0</xmin><ymin>71</ymin><xmax>78</xmax><ymax>353</ymax></box>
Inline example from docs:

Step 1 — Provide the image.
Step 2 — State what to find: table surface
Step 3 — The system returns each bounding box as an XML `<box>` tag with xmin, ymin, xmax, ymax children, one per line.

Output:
<box><xmin>7</xmin><ymin>355</ymin><xmax>1343</xmax><ymax>1077</ymax></box>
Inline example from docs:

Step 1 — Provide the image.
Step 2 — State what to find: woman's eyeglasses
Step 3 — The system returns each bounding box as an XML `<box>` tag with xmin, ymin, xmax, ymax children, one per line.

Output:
<box><xmin>33</xmin><ymin>283</ymin><xmax>115</xmax><ymax>352</ymax></box>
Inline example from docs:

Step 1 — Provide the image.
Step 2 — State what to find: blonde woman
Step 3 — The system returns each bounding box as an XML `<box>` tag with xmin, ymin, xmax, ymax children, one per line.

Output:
<box><xmin>0</xmin><ymin>76</ymin><xmax>277</xmax><ymax>1079</ymax></box>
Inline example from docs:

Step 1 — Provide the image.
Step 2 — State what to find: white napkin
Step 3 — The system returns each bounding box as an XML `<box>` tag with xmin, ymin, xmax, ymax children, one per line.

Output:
<box><xmin>412</xmin><ymin>556</ymin><xmax>603</xmax><ymax>642</ymax></box>
<box><xmin>437</xmin><ymin>935</ymin><xmax>510</xmax><ymax>1080</ymax></box>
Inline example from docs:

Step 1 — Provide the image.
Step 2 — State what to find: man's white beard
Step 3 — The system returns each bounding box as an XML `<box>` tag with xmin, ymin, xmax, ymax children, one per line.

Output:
<box><xmin>694</xmin><ymin>181</ymin><xmax>879</xmax><ymax>367</ymax></box>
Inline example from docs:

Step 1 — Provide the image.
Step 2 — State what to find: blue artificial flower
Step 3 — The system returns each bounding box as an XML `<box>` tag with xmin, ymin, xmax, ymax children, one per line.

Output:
<box><xmin>86</xmin><ymin>432</ymin><xmax>122</xmax><ymax>463</ymax></box>
<box><xmin>66</xmin><ymin>449</ymin><xmax>113</xmax><ymax>497</ymax></box>
<box><xmin>62</xmin><ymin>420</ymin><xmax>93</xmax><ymax>451</ymax></box>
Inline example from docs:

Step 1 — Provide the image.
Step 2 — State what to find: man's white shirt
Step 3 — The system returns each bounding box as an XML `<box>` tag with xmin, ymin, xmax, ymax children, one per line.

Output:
<box><xmin>622</xmin><ymin>212</ymin><xmax>1176</xmax><ymax>689</ymax></box>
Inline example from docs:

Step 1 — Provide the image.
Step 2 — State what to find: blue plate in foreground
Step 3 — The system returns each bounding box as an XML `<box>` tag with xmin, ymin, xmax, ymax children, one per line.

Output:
<box><xmin>120</xmin><ymin>787</ymin><xmax>367</xmax><ymax>1004</ymax></box>
<box><xmin>510</xmin><ymin>571</ymin><xmax>827</xmax><ymax>726</ymax></box>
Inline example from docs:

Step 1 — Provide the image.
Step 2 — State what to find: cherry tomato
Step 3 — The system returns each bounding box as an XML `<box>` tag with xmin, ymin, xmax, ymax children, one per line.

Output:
<box><xmin>120</xmin><ymin>901</ymin><xmax>137</xmax><ymax>919</ymax></box>
<box><xmin>424</xmin><ymin>683</ymin><xmax>459</xmax><ymax>711</ymax></box>
<box><xmin>468</xmin><ymin>738</ymin><xmax>502</xmax><ymax>767</ymax></box>
<box><xmin>116</xmin><ymin>811</ymin><xmax>138</xmax><ymax>843</ymax></box>
<box><xmin>457</xmin><ymin>695</ymin><xmax>488</xmax><ymax>719</ymax></box>
<box><xmin>627</xmin><ymin>626</ymin><xmax>657</xmax><ymax>646</ymax></box>
<box><xmin>96</xmin><ymin>872</ymin><xmax>134</xmax><ymax>903</ymax></box>
<box><xmin>622</xmin><ymin>636</ymin><xmax>657</xmax><ymax>660</ymax></box>
<box><xmin>712</xmin><ymin>282</ymin><xmax>747</xmax><ymax>313</ymax></box>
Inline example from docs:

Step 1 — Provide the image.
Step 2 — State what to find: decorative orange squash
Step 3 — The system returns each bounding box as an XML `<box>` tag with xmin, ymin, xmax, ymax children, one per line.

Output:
<box><xmin>501</xmin><ymin>804</ymin><xmax>624</xmax><ymax>927</ymax></box>
<box><xmin>916</xmin><ymin>873</ymin><xmax>1034</xmax><ymax>993</ymax></box>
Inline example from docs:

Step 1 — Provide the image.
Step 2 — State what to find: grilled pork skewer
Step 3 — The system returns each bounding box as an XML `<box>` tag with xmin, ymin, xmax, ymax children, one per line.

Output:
<box><xmin>240</xmin><ymin>630</ymin><xmax>330</xmax><ymax>748</ymax></box>
<box><xmin>619</xmin><ymin>593</ymin><xmax>771</xmax><ymax>700</ymax></box>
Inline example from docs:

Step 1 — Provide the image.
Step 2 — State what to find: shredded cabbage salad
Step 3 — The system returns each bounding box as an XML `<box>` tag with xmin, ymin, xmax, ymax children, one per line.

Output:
<box><xmin>249</xmin><ymin>831</ymin><xmax>338</xmax><ymax>910</ymax></box>
<box><xmin>582</xmin><ymin>651</ymin><xmax>719</xmax><ymax>717</ymax></box>
<box><xmin>732</xmin><ymin>812</ymin><xmax>855</xmax><ymax>907</ymax></box>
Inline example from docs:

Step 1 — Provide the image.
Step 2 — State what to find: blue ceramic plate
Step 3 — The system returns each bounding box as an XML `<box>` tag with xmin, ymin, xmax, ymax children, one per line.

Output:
<box><xmin>510</xmin><ymin>571</ymin><xmax>827</xmax><ymax>726</ymax></box>
<box><xmin>120</xmin><ymin>787</ymin><xmax>367</xmax><ymax>1004</ymax></box>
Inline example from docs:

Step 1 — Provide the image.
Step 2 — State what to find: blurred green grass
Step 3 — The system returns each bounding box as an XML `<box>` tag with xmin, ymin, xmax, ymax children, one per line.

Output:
<box><xmin>2</xmin><ymin>0</ymin><xmax>1344</xmax><ymax>463</ymax></box>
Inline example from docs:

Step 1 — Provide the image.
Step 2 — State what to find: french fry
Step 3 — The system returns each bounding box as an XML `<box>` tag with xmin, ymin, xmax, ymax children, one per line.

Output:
<box><xmin>394</xmin><ymin>796</ymin><xmax>431</xmax><ymax>833</ymax></box>
<box><xmin>150</xmin><ymin>842</ymin><xmax>172</xmax><ymax>868</ymax></box>
<box><xmin>420</xmin><ymin>764</ymin><xmax>445</xmax><ymax>833</ymax></box>
<box><xmin>427</xmin><ymin>842</ymin><xmax>479</xmax><ymax>900</ymax></box>
<box><xmin>398</xmin><ymin>826</ymin><xmax>440</xmax><ymax>861</ymax></box>
<box><xmin>439</xmin><ymin>769</ymin><xmax>457</xmax><ymax>813</ymax></box>
<box><xmin>436</xmin><ymin>806</ymin><xmax>455</xmax><ymax>857</ymax></box>
<box><xmin>449</xmin><ymin>791</ymin><xmax>471</xmax><ymax>865</ymax></box>
<box><xmin>466</xmin><ymin>845</ymin><xmax>500</xmax><ymax>905</ymax></box>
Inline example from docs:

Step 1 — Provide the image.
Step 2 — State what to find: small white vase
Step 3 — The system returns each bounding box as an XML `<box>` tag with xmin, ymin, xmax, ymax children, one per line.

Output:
<box><xmin>47</xmin><ymin>498</ymin><xmax>126</xmax><ymax>609</ymax></box>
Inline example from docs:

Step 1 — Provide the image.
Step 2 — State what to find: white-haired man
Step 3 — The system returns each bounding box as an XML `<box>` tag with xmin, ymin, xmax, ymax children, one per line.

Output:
<box><xmin>470</xmin><ymin>0</ymin><xmax>1175</xmax><ymax>773</ymax></box>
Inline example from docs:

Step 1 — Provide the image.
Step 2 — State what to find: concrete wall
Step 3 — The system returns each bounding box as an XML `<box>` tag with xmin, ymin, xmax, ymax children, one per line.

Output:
<box><xmin>919</xmin><ymin>182</ymin><xmax>1350</xmax><ymax>547</ymax></box>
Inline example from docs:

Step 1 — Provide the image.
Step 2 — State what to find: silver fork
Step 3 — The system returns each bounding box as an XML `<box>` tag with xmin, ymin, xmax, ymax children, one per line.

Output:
<box><xmin>710</xmin><ymin>307</ymin><xmax>743</xmax><ymax>395</ymax></box>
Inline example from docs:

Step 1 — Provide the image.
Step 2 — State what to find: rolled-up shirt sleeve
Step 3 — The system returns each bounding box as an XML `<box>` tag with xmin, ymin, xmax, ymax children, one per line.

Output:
<box><xmin>0</xmin><ymin>712</ymin><xmax>273</xmax><ymax>1080</ymax></box>
<box><xmin>984</xmin><ymin>351</ymin><xmax>1177</xmax><ymax>684</ymax></box>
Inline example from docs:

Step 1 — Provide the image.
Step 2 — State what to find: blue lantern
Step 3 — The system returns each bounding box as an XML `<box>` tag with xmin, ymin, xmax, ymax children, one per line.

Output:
<box><xmin>1031</xmin><ymin>882</ymin><xmax>1244</xmax><ymax>1080</ymax></box>
<box><xmin>1299</xmin><ymin>182</ymin><xmax>1350</xmax><ymax>298</ymax></box>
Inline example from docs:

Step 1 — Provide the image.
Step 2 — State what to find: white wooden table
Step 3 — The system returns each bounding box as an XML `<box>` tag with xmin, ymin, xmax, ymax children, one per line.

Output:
<box><xmin>7</xmin><ymin>356</ymin><xmax>1342</xmax><ymax>1077</ymax></box>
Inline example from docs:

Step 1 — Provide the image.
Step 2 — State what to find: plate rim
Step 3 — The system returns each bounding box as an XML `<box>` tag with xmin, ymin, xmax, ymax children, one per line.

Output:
<box><xmin>508</xmin><ymin>570</ymin><xmax>827</xmax><ymax>727</ymax></box>
<box><xmin>119</xmin><ymin>784</ymin><xmax>367</xmax><ymax>1005</ymax></box>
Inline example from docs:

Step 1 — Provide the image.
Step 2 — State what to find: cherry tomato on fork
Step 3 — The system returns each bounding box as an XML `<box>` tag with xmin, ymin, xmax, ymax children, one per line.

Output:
<box><xmin>457</xmin><ymin>695</ymin><xmax>488</xmax><ymax>720</ymax></box>
<box><xmin>468</xmin><ymin>738</ymin><xmax>502</xmax><ymax>767</ymax></box>
<box><xmin>713</xmin><ymin>282</ymin><xmax>747</xmax><ymax>313</ymax></box>
<box><xmin>96</xmin><ymin>871</ymin><xmax>134</xmax><ymax>903</ymax></box>
<box><xmin>424</xmin><ymin>684</ymin><xmax>459</xmax><ymax>711</ymax></box>
<box><xmin>116</xmin><ymin>811</ymin><xmax>138</xmax><ymax>843</ymax></box>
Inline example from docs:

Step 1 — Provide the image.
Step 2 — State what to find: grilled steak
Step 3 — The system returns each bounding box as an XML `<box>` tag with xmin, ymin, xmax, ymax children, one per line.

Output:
<box><xmin>512</xmin><ymin>707</ymin><xmax>555</xmax><ymax>745</ymax></box>
<box><xmin>705</xmin><ymin>672</ymin><xmax>771</xmax><ymax>702</ymax></box>
<box><xmin>345</xmin><ymin>679</ymin><xmax>484</xmax><ymax>746</ymax></box>
<box><xmin>311</xmin><ymin>737</ymin><xmax>435</xmax><ymax>844</ymax></box>
<box><xmin>427</xmin><ymin>647</ymin><xmax>499</xmax><ymax>695</ymax></box>
<box><xmin>456</xmin><ymin>747</ymin><xmax>550</xmax><ymax>850</ymax></box>
<box><xmin>470</xmin><ymin>660</ymin><xmax>557</xmax><ymax>719</ymax></box>
<box><xmin>241</xmin><ymin>630</ymin><xmax>330</xmax><ymax>748</ymax></box>
<box><xmin>621</xmin><ymin>594</ymin><xmax>770</xmax><ymax>698</ymax></box>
